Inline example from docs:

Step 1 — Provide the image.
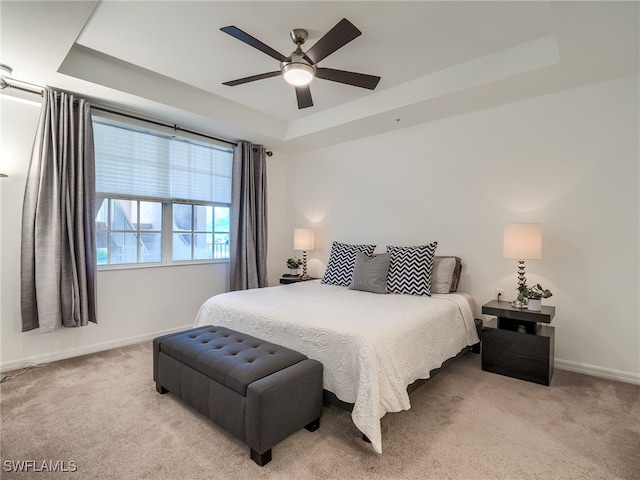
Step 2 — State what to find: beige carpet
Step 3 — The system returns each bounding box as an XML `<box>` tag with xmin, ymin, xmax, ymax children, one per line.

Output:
<box><xmin>1</xmin><ymin>342</ymin><xmax>639</xmax><ymax>480</ymax></box>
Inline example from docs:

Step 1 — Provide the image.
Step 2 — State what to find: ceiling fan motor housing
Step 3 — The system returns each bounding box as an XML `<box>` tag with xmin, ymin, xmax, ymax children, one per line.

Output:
<box><xmin>290</xmin><ymin>28</ymin><xmax>308</xmax><ymax>45</ymax></box>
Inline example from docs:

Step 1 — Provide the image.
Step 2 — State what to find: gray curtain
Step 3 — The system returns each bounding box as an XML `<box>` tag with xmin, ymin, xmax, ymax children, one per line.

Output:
<box><xmin>230</xmin><ymin>142</ymin><xmax>268</xmax><ymax>290</ymax></box>
<box><xmin>21</xmin><ymin>88</ymin><xmax>97</xmax><ymax>332</ymax></box>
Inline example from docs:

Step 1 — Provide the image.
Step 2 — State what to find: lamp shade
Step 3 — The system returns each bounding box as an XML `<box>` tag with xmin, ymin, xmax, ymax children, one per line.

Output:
<box><xmin>293</xmin><ymin>228</ymin><xmax>314</xmax><ymax>251</ymax></box>
<box><xmin>503</xmin><ymin>223</ymin><xmax>542</xmax><ymax>259</ymax></box>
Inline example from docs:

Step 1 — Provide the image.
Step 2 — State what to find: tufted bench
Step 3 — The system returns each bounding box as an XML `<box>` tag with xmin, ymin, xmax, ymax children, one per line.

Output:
<box><xmin>153</xmin><ymin>326</ymin><xmax>323</xmax><ymax>466</ymax></box>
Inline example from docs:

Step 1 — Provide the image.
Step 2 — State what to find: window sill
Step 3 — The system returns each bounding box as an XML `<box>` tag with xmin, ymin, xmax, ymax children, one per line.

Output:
<box><xmin>97</xmin><ymin>259</ymin><xmax>229</xmax><ymax>272</ymax></box>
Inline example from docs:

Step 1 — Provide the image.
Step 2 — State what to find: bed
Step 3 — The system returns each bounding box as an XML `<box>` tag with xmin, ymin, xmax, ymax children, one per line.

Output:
<box><xmin>193</xmin><ymin>278</ymin><xmax>479</xmax><ymax>454</ymax></box>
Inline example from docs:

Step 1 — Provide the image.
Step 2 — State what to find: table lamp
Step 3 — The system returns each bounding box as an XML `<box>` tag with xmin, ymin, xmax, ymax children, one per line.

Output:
<box><xmin>503</xmin><ymin>223</ymin><xmax>542</xmax><ymax>291</ymax></box>
<box><xmin>294</xmin><ymin>228</ymin><xmax>314</xmax><ymax>280</ymax></box>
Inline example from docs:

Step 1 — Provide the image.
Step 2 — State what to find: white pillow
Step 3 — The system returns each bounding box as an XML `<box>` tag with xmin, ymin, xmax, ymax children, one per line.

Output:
<box><xmin>431</xmin><ymin>256</ymin><xmax>457</xmax><ymax>294</ymax></box>
<box><xmin>431</xmin><ymin>256</ymin><xmax>463</xmax><ymax>293</ymax></box>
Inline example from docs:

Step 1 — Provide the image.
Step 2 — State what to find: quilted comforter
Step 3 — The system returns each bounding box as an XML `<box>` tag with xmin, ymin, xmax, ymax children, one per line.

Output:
<box><xmin>194</xmin><ymin>280</ymin><xmax>479</xmax><ymax>453</ymax></box>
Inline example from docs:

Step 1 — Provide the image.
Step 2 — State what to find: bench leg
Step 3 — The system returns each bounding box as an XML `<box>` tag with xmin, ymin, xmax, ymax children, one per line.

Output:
<box><xmin>305</xmin><ymin>417</ymin><xmax>320</xmax><ymax>432</ymax></box>
<box><xmin>156</xmin><ymin>382</ymin><xmax>168</xmax><ymax>394</ymax></box>
<box><xmin>250</xmin><ymin>448</ymin><xmax>272</xmax><ymax>466</ymax></box>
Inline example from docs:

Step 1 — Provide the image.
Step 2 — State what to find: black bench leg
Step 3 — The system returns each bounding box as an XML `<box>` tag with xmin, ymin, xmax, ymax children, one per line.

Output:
<box><xmin>250</xmin><ymin>448</ymin><xmax>272</xmax><ymax>466</ymax></box>
<box><xmin>305</xmin><ymin>417</ymin><xmax>320</xmax><ymax>432</ymax></box>
<box><xmin>156</xmin><ymin>382</ymin><xmax>168</xmax><ymax>394</ymax></box>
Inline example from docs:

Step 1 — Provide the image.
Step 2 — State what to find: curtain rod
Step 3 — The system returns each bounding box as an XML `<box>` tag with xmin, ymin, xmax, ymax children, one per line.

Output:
<box><xmin>0</xmin><ymin>76</ymin><xmax>240</xmax><ymax>148</ymax></box>
<box><xmin>0</xmin><ymin>76</ymin><xmax>44</xmax><ymax>96</ymax></box>
<box><xmin>90</xmin><ymin>105</ymin><xmax>236</xmax><ymax>147</ymax></box>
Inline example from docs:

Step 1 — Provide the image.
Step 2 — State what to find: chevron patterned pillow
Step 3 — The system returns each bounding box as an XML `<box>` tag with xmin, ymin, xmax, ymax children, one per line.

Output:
<box><xmin>386</xmin><ymin>242</ymin><xmax>438</xmax><ymax>296</ymax></box>
<box><xmin>321</xmin><ymin>241</ymin><xmax>376</xmax><ymax>286</ymax></box>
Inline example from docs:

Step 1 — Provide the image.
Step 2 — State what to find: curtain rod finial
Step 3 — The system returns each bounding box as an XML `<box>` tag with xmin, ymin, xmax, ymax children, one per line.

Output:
<box><xmin>0</xmin><ymin>64</ymin><xmax>12</xmax><ymax>77</ymax></box>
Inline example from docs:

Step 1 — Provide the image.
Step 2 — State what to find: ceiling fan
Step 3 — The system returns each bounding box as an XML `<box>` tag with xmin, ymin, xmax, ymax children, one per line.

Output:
<box><xmin>221</xmin><ymin>18</ymin><xmax>381</xmax><ymax>109</ymax></box>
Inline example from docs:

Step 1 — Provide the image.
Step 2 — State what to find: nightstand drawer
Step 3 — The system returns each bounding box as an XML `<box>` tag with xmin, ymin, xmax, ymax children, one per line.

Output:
<box><xmin>483</xmin><ymin>324</ymin><xmax>553</xmax><ymax>359</ymax></box>
<box><xmin>482</xmin><ymin>347</ymin><xmax>553</xmax><ymax>386</ymax></box>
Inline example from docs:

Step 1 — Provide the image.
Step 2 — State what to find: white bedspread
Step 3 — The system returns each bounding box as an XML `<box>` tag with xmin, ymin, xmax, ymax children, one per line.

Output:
<box><xmin>194</xmin><ymin>280</ymin><xmax>479</xmax><ymax>454</ymax></box>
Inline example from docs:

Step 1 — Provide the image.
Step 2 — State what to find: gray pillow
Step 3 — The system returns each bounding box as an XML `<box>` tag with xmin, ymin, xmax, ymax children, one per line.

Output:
<box><xmin>348</xmin><ymin>252</ymin><xmax>390</xmax><ymax>294</ymax></box>
<box><xmin>431</xmin><ymin>256</ymin><xmax>457</xmax><ymax>294</ymax></box>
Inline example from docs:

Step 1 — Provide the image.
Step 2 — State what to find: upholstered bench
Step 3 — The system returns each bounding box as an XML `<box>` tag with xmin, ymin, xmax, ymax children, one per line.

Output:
<box><xmin>153</xmin><ymin>326</ymin><xmax>323</xmax><ymax>466</ymax></box>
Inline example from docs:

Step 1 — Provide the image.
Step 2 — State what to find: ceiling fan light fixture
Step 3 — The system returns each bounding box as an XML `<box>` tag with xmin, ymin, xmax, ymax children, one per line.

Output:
<box><xmin>282</xmin><ymin>63</ymin><xmax>314</xmax><ymax>86</ymax></box>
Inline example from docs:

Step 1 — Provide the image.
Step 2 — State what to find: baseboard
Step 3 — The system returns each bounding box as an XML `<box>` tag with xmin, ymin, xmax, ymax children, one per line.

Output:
<box><xmin>0</xmin><ymin>325</ymin><xmax>193</xmax><ymax>373</ymax></box>
<box><xmin>4</xmin><ymin>334</ymin><xmax>638</xmax><ymax>386</ymax></box>
<box><xmin>555</xmin><ymin>358</ymin><xmax>640</xmax><ymax>385</ymax></box>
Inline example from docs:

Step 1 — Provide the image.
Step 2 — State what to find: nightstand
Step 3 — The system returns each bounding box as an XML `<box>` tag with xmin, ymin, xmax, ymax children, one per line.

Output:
<box><xmin>481</xmin><ymin>300</ymin><xmax>555</xmax><ymax>386</ymax></box>
<box><xmin>279</xmin><ymin>276</ymin><xmax>319</xmax><ymax>285</ymax></box>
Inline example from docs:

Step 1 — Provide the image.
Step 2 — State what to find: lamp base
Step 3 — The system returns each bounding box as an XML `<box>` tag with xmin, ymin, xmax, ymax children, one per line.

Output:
<box><xmin>517</xmin><ymin>259</ymin><xmax>527</xmax><ymax>287</ymax></box>
<box><xmin>301</xmin><ymin>251</ymin><xmax>309</xmax><ymax>279</ymax></box>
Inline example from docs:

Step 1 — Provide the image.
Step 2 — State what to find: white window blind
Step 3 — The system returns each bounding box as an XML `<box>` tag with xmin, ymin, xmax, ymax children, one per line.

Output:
<box><xmin>171</xmin><ymin>138</ymin><xmax>232</xmax><ymax>204</ymax></box>
<box><xmin>93</xmin><ymin>119</ymin><xmax>233</xmax><ymax>204</ymax></box>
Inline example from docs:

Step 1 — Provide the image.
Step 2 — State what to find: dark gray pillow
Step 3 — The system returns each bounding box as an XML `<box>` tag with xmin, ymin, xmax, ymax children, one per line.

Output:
<box><xmin>348</xmin><ymin>252</ymin><xmax>390</xmax><ymax>294</ymax></box>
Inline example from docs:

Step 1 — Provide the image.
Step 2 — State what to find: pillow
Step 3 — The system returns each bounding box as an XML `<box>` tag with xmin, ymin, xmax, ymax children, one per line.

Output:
<box><xmin>449</xmin><ymin>256</ymin><xmax>462</xmax><ymax>292</ymax></box>
<box><xmin>431</xmin><ymin>256</ymin><xmax>462</xmax><ymax>294</ymax></box>
<box><xmin>386</xmin><ymin>242</ymin><xmax>438</xmax><ymax>296</ymax></box>
<box><xmin>348</xmin><ymin>252</ymin><xmax>390</xmax><ymax>294</ymax></box>
<box><xmin>321</xmin><ymin>241</ymin><xmax>376</xmax><ymax>286</ymax></box>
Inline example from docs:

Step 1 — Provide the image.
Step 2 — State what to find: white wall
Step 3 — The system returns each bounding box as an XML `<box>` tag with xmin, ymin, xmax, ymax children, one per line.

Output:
<box><xmin>289</xmin><ymin>74</ymin><xmax>639</xmax><ymax>384</ymax></box>
<box><xmin>2</xmin><ymin>75</ymin><xmax>638</xmax><ymax>384</ymax></box>
<box><xmin>0</xmin><ymin>96</ymin><xmax>289</xmax><ymax>370</ymax></box>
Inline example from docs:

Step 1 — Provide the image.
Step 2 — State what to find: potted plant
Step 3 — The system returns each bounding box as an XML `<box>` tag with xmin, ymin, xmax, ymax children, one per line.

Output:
<box><xmin>286</xmin><ymin>257</ymin><xmax>302</xmax><ymax>276</ymax></box>
<box><xmin>517</xmin><ymin>283</ymin><xmax>553</xmax><ymax>311</ymax></box>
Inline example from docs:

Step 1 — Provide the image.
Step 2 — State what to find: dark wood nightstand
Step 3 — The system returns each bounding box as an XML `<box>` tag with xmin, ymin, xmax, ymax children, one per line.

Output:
<box><xmin>481</xmin><ymin>300</ymin><xmax>556</xmax><ymax>386</ymax></box>
<box><xmin>279</xmin><ymin>276</ymin><xmax>319</xmax><ymax>285</ymax></box>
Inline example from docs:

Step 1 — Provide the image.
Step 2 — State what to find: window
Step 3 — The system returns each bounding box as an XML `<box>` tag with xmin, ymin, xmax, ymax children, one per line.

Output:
<box><xmin>96</xmin><ymin>199</ymin><xmax>163</xmax><ymax>264</ymax></box>
<box><xmin>172</xmin><ymin>204</ymin><xmax>230</xmax><ymax>261</ymax></box>
<box><xmin>92</xmin><ymin>117</ymin><xmax>232</xmax><ymax>266</ymax></box>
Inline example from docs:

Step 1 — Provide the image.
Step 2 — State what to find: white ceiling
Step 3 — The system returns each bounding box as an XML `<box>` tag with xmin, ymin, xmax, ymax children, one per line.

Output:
<box><xmin>1</xmin><ymin>1</ymin><xmax>638</xmax><ymax>153</ymax></box>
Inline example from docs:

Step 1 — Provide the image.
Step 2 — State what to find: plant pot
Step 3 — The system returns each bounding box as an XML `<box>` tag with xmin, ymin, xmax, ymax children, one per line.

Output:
<box><xmin>527</xmin><ymin>299</ymin><xmax>542</xmax><ymax>311</ymax></box>
<box><xmin>288</xmin><ymin>268</ymin><xmax>299</xmax><ymax>276</ymax></box>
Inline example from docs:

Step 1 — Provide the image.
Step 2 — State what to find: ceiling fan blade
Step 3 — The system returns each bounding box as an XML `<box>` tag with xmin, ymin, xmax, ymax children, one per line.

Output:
<box><xmin>305</xmin><ymin>18</ymin><xmax>361</xmax><ymax>64</ymax></box>
<box><xmin>295</xmin><ymin>85</ymin><xmax>313</xmax><ymax>109</ymax></box>
<box><xmin>316</xmin><ymin>68</ymin><xmax>380</xmax><ymax>90</ymax></box>
<box><xmin>223</xmin><ymin>71</ymin><xmax>281</xmax><ymax>86</ymax></box>
<box><xmin>220</xmin><ymin>26</ymin><xmax>288</xmax><ymax>62</ymax></box>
